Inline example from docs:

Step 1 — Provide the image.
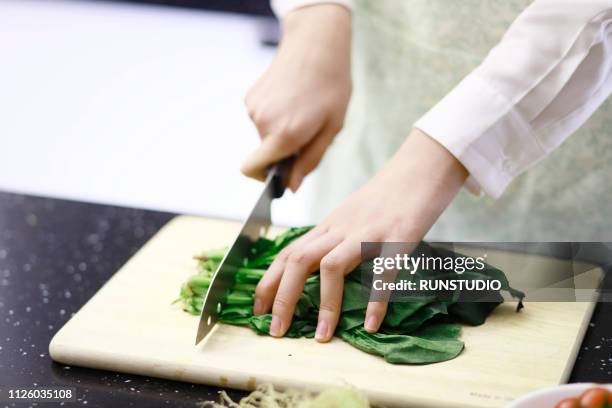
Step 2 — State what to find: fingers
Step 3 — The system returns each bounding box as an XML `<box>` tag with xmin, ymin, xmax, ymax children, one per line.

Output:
<box><xmin>270</xmin><ymin>233</ymin><xmax>342</xmax><ymax>337</ymax></box>
<box><xmin>364</xmin><ymin>301</ymin><xmax>389</xmax><ymax>333</ymax></box>
<box><xmin>258</xmin><ymin>229</ymin><xmax>396</xmax><ymax>339</ymax></box>
<box><xmin>363</xmin><ymin>241</ymin><xmax>408</xmax><ymax>333</ymax></box>
<box><xmin>241</xmin><ymin>101</ymin><xmax>341</xmax><ymax>186</ymax></box>
<box><xmin>287</xmin><ymin>123</ymin><xmax>339</xmax><ymax>192</ymax></box>
<box><xmin>240</xmin><ymin>116</ymin><xmax>321</xmax><ymax>181</ymax></box>
<box><xmin>258</xmin><ymin>229</ymin><xmax>394</xmax><ymax>339</ymax></box>
<box><xmin>364</xmin><ymin>244</ymin><xmax>398</xmax><ymax>333</ymax></box>
<box><xmin>253</xmin><ymin>227</ymin><xmax>326</xmax><ymax>315</ymax></box>
<box><xmin>253</xmin><ymin>249</ymin><xmax>287</xmax><ymax>315</ymax></box>
<box><xmin>240</xmin><ymin>135</ymin><xmax>295</xmax><ymax>182</ymax></box>
<box><xmin>316</xmin><ymin>237</ymin><xmax>362</xmax><ymax>342</ymax></box>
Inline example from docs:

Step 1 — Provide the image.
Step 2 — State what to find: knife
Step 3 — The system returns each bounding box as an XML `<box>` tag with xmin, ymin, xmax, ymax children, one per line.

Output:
<box><xmin>195</xmin><ymin>158</ymin><xmax>293</xmax><ymax>345</ymax></box>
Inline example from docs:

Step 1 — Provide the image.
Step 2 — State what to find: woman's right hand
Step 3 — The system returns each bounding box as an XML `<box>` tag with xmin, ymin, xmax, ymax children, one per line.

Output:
<box><xmin>241</xmin><ymin>4</ymin><xmax>352</xmax><ymax>192</ymax></box>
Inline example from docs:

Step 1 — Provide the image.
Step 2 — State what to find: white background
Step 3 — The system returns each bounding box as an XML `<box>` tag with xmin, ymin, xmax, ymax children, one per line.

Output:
<box><xmin>0</xmin><ymin>0</ymin><xmax>315</xmax><ymax>225</ymax></box>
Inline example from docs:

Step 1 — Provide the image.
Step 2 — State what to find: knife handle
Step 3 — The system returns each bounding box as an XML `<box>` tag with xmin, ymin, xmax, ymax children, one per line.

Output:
<box><xmin>270</xmin><ymin>156</ymin><xmax>295</xmax><ymax>198</ymax></box>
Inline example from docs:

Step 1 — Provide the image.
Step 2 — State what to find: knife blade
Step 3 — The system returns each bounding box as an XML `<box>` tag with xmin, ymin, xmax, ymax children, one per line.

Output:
<box><xmin>195</xmin><ymin>158</ymin><xmax>292</xmax><ymax>345</ymax></box>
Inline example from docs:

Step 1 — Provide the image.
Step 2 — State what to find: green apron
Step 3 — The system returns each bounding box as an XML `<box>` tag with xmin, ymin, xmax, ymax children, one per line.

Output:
<box><xmin>310</xmin><ymin>0</ymin><xmax>612</xmax><ymax>241</ymax></box>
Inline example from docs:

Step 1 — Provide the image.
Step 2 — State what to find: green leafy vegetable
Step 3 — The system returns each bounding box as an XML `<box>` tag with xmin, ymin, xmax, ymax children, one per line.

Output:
<box><xmin>177</xmin><ymin>227</ymin><xmax>524</xmax><ymax>364</ymax></box>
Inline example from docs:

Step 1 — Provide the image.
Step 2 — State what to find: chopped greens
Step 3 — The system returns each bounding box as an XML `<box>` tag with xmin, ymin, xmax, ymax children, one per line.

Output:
<box><xmin>177</xmin><ymin>227</ymin><xmax>524</xmax><ymax>364</ymax></box>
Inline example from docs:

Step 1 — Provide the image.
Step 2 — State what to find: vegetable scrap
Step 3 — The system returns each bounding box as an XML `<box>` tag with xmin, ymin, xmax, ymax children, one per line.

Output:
<box><xmin>200</xmin><ymin>384</ymin><xmax>369</xmax><ymax>408</ymax></box>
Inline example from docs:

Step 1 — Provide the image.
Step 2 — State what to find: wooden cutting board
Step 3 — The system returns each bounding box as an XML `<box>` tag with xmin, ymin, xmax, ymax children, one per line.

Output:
<box><xmin>49</xmin><ymin>216</ymin><xmax>600</xmax><ymax>407</ymax></box>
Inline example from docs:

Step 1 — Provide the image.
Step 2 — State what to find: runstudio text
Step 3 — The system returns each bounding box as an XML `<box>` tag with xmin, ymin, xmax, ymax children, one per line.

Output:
<box><xmin>372</xmin><ymin>279</ymin><xmax>503</xmax><ymax>292</ymax></box>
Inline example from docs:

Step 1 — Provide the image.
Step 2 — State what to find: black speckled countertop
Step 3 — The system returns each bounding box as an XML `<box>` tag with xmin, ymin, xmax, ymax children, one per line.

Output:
<box><xmin>0</xmin><ymin>191</ymin><xmax>245</xmax><ymax>407</ymax></box>
<box><xmin>0</xmin><ymin>191</ymin><xmax>611</xmax><ymax>408</ymax></box>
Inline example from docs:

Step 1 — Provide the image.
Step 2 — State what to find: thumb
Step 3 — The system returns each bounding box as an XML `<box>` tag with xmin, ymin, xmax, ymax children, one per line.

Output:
<box><xmin>240</xmin><ymin>133</ymin><xmax>303</xmax><ymax>181</ymax></box>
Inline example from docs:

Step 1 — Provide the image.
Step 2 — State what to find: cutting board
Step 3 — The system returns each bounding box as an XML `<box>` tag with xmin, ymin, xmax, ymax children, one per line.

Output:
<box><xmin>49</xmin><ymin>216</ymin><xmax>600</xmax><ymax>407</ymax></box>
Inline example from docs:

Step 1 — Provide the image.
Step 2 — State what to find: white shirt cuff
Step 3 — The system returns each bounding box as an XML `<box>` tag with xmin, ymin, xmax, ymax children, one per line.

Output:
<box><xmin>271</xmin><ymin>0</ymin><xmax>353</xmax><ymax>18</ymax></box>
<box><xmin>414</xmin><ymin>73</ymin><xmax>546</xmax><ymax>199</ymax></box>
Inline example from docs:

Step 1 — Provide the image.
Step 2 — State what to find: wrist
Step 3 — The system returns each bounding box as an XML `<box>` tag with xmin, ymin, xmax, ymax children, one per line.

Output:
<box><xmin>399</xmin><ymin>128</ymin><xmax>468</xmax><ymax>186</ymax></box>
<box><xmin>275</xmin><ymin>4</ymin><xmax>352</xmax><ymax>80</ymax></box>
<box><xmin>381</xmin><ymin>128</ymin><xmax>468</xmax><ymax>221</ymax></box>
<box><xmin>281</xmin><ymin>4</ymin><xmax>351</xmax><ymax>44</ymax></box>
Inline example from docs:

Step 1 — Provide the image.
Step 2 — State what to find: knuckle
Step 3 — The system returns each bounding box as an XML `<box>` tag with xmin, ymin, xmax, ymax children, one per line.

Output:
<box><xmin>278</xmin><ymin>121</ymin><xmax>307</xmax><ymax>145</ymax></box>
<box><xmin>255</xmin><ymin>279</ymin><xmax>274</xmax><ymax>298</ymax></box>
<box><xmin>272</xmin><ymin>296</ymin><xmax>291</xmax><ymax>310</ymax></box>
<box><xmin>288</xmin><ymin>249</ymin><xmax>309</xmax><ymax>266</ymax></box>
<box><xmin>320</xmin><ymin>255</ymin><xmax>342</xmax><ymax>275</ymax></box>
<box><xmin>361</xmin><ymin>227</ymin><xmax>383</xmax><ymax>242</ymax></box>
<box><xmin>276</xmin><ymin>248</ymin><xmax>291</xmax><ymax>263</ymax></box>
<box><xmin>391</xmin><ymin>221</ymin><xmax>420</xmax><ymax>241</ymax></box>
<box><xmin>318</xmin><ymin>302</ymin><xmax>338</xmax><ymax>314</ymax></box>
<box><xmin>278</xmin><ymin>130</ymin><xmax>301</xmax><ymax>148</ymax></box>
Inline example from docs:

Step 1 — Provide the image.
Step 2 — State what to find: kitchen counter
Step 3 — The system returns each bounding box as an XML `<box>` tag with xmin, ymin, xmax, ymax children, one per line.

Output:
<box><xmin>0</xmin><ymin>192</ymin><xmax>245</xmax><ymax>407</ymax></box>
<box><xmin>0</xmin><ymin>191</ymin><xmax>611</xmax><ymax>408</ymax></box>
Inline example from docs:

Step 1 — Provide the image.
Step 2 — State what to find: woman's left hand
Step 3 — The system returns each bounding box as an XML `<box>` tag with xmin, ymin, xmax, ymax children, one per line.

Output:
<box><xmin>252</xmin><ymin>128</ymin><xmax>470</xmax><ymax>342</ymax></box>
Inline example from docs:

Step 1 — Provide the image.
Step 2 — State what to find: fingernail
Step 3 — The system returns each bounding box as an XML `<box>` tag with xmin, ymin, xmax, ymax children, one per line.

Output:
<box><xmin>315</xmin><ymin>320</ymin><xmax>329</xmax><ymax>342</ymax></box>
<box><xmin>253</xmin><ymin>298</ymin><xmax>263</xmax><ymax>315</ymax></box>
<box><xmin>270</xmin><ymin>315</ymin><xmax>282</xmax><ymax>337</ymax></box>
<box><xmin>365</xmin><ymin>315</ymin><xmax>378</xmax><ymax>333</ymax></box>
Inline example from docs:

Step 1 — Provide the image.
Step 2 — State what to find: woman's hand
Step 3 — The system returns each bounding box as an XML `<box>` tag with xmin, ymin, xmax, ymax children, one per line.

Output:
<box><xmin>241</xmin><ymin>5</ymin><xmax>352</xmax><ymax>192</ymax></box>
<box><xmin>252</xmin><ymin>129</ymin><xmax>469</xmax><ymax>342</ymax></box>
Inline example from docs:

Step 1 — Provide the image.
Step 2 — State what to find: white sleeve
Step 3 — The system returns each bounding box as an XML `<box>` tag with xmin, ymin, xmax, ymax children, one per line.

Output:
<box><xmin>414</xmin><ymin>0</ymin><xmax>612</xmax><ymax>198</ymax></box>
<box><xmin>271</xmin><ymin>0</ymin><xmax>353</xmax><ymax>19</ymax></box>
